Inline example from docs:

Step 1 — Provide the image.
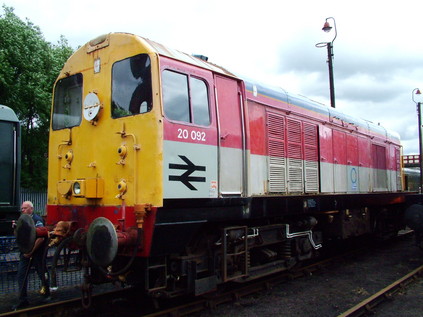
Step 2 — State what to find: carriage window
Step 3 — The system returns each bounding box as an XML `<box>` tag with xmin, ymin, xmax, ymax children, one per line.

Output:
<box><xmin>112</xmin><ymin>54</ymin><xmax>152</xmax><ymax>118</ymax></box>
<box><xmin>52</xmin><ymin>73</ymin><xmax>83</xmax><ymax>130</ymax></box>
<box><xmin>162</xmin><ymin>70</ymin><xmax>210</xmax><ymax>125</ymax></box>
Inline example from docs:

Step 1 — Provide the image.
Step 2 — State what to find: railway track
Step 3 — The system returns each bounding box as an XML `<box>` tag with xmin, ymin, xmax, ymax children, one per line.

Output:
<box><xmin>338</xmin><ymin>264</ymin><xmax>423</xmax><ymax>317</ymax></box>
<box><xmin>0</xmin><ymin>253</ymin><xmax>350</xmax><ymax>317</ymax></box>
<box><xmin>0</xmin><ymin>232</ymin><xmax>419</xmax><ymax>317</ymax></box>
<box><xmin>143</xmin><ymin>267</ymin><xmax>323</xmax><ymax>317</ymax></box>
<box><xmin>146</xmin><ymin>232</ymin><xmax>421</xmax><ymax>317</ymax></box>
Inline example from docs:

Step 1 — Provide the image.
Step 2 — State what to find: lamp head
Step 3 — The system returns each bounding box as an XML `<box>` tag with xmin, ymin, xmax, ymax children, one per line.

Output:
<box><xmin>322</xmin><ymin>21</ymin><xmax>332</xmax><ymax>32</ymax></box>
<box><xmin>413</xmin><ymin>88</ymin><xmax>422</xmax><ymax>104</ymax></box>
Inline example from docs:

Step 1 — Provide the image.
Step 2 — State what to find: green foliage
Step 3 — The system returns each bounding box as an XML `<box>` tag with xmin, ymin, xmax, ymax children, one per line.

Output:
<box><xmin>0</xmin><ymin>5</ymin><xmax>74</xmax><ymax>189</ymax></box>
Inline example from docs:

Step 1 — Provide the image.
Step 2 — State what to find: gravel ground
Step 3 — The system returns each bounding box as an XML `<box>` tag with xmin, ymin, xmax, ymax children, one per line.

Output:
<box><xmin>196</xmin><ymin>234</ymin><xmax>423</xmax><ymax>317</ymax></box>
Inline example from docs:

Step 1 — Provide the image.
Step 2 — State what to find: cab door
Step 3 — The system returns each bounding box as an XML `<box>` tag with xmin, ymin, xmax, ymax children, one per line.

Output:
<box><xmin>214</xmin><ymin>75</ymin><xmax>246</xmax><ymax>196</ymax></box>
<box><xmin>161</xmin><ymin>58</ymin><xmax>219</xmax><ymax>199</ymax></box>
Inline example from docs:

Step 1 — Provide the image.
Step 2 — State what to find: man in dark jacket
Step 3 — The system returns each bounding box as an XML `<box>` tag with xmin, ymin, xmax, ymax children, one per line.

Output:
<box><xmin>13</xmin><ymin>201</ymin><xmax>50</xmax><ymax>310</ymax></box>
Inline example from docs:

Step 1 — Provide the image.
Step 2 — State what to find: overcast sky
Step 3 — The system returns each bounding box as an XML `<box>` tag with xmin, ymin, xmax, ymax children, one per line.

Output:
<box><xmin>3</xmin><ymin>0</ymin><xmax>423</xmax><ymax>154</ymax></box>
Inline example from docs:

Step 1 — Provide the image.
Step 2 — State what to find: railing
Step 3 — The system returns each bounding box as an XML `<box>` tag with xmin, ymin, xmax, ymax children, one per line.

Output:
<box><xmin>1</xmin><ymin>191</ymin><xmax>83</xmax><ymax>295</ymax></box>
<box><xmin>0</xmin><ymin>236</ymin><xmax>82</xmax><ymax>295</ymax></box>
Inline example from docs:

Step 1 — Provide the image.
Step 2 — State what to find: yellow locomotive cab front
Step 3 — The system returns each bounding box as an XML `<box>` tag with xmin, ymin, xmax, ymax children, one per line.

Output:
<box><xmin>47</xmin><ymin>33</ymin><xmax>163</xmax><ymax>242</ymax></box>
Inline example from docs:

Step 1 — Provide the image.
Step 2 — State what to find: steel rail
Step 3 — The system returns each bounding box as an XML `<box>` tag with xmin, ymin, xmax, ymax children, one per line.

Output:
<box><xmin>338</xmin><ymin>264</ymin><xmax>423</xmax><ymax>317</ymax></box>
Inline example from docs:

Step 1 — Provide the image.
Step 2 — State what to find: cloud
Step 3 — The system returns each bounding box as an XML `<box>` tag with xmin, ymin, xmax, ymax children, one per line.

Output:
<box><xmin>268</xmin><ymin>23</ymin><xmax>423</xmax><ymax>155</ymax></box>
<box><xmin>4</xmin><ymin>0</ymin><xmax>423</xmax><ymax>154</ymax></box>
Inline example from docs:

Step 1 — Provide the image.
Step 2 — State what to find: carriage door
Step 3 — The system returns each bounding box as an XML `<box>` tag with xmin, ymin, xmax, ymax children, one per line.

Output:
<box><xmin>214</xmin><ymin>75</ymin><xmax>245</xmax><ymax>196</ymax></box>
<box><xmin>0</xmin><ymin>120</ymin><xmax>18</xmax><ymax>206</ymax></box>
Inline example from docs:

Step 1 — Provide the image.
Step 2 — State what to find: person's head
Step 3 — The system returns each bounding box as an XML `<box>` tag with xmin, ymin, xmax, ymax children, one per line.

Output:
<box><xmin>21</xmin><ymin>201</ymin><xmax>34</xmax><ymax>215</ymax></box>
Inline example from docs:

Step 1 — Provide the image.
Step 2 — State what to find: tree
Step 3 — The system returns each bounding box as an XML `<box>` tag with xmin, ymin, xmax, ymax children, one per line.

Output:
<box><xmin>0</xmin><ymin>5</ymin><xmax>73</xmax><ymax>189</ymax></box>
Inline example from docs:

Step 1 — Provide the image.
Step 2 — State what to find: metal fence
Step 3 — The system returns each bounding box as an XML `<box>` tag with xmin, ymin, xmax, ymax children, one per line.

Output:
<box><xmin>1</xmin><ymin>191</ymin><xmax>84</xmax><ymax>296</ymax></box>
<box><xmin>0</xmin><ymin>236</ymin><xmax>83</xmax><ymax>295</ymax></box>
<box><xmin>20</xmin><ymin>189</ymin><xmax>47</xmax><ymax>216</ymax></box>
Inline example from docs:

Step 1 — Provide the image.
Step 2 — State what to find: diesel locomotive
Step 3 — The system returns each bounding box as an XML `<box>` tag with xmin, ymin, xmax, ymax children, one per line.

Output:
<box><xmin>0</xmin><ymin>105</ymin><xmax>21</xmax><ymax>235</ymax></box>
<box><xmin>16</xmin><ymin>33</ymin><xmax>423</xmax><ymax>299</ymax></box>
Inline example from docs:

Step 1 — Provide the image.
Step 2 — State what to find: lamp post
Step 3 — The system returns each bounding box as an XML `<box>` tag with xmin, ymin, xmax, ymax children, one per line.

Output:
<box><xmin>413</xmin><ymin>88</ymin><xmax>423</xmax><ymax>190</ymax></box>
<box><xmin>316</xmin><ymin>17</ymin><xmax>337</xmax><ymax>108</ymax></box>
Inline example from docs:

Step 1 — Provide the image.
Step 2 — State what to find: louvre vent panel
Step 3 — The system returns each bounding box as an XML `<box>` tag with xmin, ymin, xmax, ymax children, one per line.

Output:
<box><xmin>266</xmin><ymin>112</ymin><xmax>319</xmax><ymax>194</ymax></box>
<box><xmin>288</xmin><ymin>158</ymin><xmax>303</xmax><ymax>192</ymax></box>
<box><xmin>303</xmin><ymin>122</ymin><xmax>319</xmax><ymax>193</ymax></box>
<box><xmin>267</xmin><ymin>114</ymin><xmax>285</xmax><ymax>139</ymax></box>
<box><xmin>267</xmin><ymin>113</ymin><xmax>287</xmax><ymax>193</ymax></box>
<box><xmin>304</xmin><ymin>160</ymin><xmax>318</xmax><ymax>168</ymax></box>
<box><xmin>270</xmin><ymin>156</ymin><xmax>286</xmax><ymax>166</ymax></box>
<box><xmin>288</xmin><ymin>144</ymin><xmax>302</xmax><ymax>159</ymax></box>
<box><xmin>303</xmin><ymin>123</ymin><xmax>318</xmax><ymax>145</ymax></box>
<box><xmin>305</xmin><ymin>161</ymin><xmax>319</xmax><ymax>192</ymax></box>
<box><xmin>287</xmin><ymin>119</ymin><xmax>302</xmax><ymax>143</ymax></box>
<box><xmin>268</xmin><ymin>139</ymin><xmax>285</xmax><ymax>157</ymax></box>
<box><xmin>269</xmin><ymin>165</ymin><xmax>286</xmax><ymax>192</ymax></box>
<box><xmin>286</xmin><ymin>119</ymin><xmax>303</xmax><ymax>192</ymax></box>
<box><xmin>304</xmin><ymin>146</ymin><xmax>318</xmax><ymax>161</ymax></box>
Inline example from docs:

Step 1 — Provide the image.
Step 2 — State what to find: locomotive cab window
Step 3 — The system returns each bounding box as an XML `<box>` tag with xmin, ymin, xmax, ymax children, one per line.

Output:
<box><xmin>162</xmin><ymin>70</ymin><xmax>210</xmax><ymax>126</ymax></box>
<box><xmin>112</xmin><ymin>54</ymin><xmax>152</xmax><ymax>118</ymax></box>
<box><xmin>52</xmin><ymin>73</ymin><xmax>83</xmax><ymax>130</ymax></box>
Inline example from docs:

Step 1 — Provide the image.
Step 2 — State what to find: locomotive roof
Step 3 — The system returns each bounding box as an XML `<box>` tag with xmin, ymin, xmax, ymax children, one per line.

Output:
<box><xmin>242</xmin><ymin>79</ymin><xmax>401</xmax><ymax>143</ymax></box>
<box><xmin>137</xmin><ymin>34</ymin><xmax>400</xmax><ymax>143</ymax></box>
<box><xmin>126</xmin><ymin>33</ymin><xmax>400</xmax><ymax>143</ymax></box>
<box><xmin>0</xmin><ymin>105</ymin><xmax>19</xmax><ymax>122</ymax></box>
<box><xmin>141</xmin><ymin>36</ymin><xmax>237</xmax><ymax>77</ymax></box>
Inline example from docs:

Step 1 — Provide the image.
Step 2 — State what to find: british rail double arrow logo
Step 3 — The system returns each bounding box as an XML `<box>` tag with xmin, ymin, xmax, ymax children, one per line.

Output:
<box><xmin>169</xmin><ymin>155</ymin><xmax>206</xmax><ymax>190</ymax></box>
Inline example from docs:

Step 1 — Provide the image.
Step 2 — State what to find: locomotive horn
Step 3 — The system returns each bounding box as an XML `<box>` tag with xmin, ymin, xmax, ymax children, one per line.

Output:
<box><xmin>15</xmin><ymin>214</ymin><xmax>36</xmax><ymax>254</ymax></box>
<box><xmin>86</xmin><ymin>217</ymin><xmax>118</xmax><ymax>267</ymax></box>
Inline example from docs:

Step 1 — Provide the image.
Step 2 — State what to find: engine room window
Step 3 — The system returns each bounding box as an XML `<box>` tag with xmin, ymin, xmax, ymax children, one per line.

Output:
<box><xmin>52</xmin><ymin>73</ymin><xmax>83</xmax><ymax>130</ymax></box>
<box><xmin>112</xmin><ymin>54</ymin><xmax>152</xmax><ymax>118</ymax></box>
<box><xmin>162</xmin><ymin>70</ymin><xmax>210</xmax><ymax>125</ymax></box>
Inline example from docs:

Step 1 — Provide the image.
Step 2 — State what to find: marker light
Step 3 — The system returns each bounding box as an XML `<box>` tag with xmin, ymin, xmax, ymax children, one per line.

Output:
<box><xmin>117</xmin><ymin>180</ymin><xmax>127</xmax><ymax>194</ymax></box>
<box><xmin>73</xmin><ymin>182</ymin><xmax>81</xmax><ymax>195</ymax></box>
<box><xmin>65</xmin><ymin>150</ymin><xmax>73</xmax><ymax>163</ymax></box>
<box><xmin>118</xmin><ymin>145</ymin><xmax>127</xmax><ymax>158</ymax></box>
